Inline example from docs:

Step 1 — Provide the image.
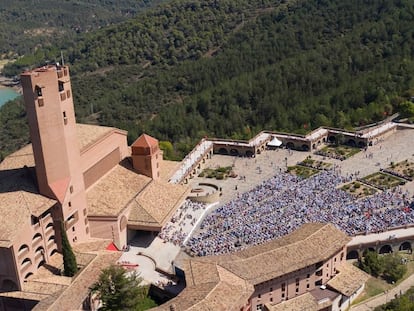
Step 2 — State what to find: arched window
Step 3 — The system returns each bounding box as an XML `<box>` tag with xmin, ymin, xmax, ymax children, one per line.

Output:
<box><xmin>35</xmin><ymin>246</ymin><xmax>44</xmax><ymax>254</ymax></box>
<box><xmin>21</xmin><ymin>257</ymin><xmax>32</xmax><ymax>266</ymax></box>
<box><xmin>32</xmin><ymin>232</ymin><xmax>42</xmax><ymax>241</ymax></box>
<box><xmin>49</xmin><ymin>249</ymin><xmax>58</xmax><ymax>257</ymax></box>
<box><xmin>24</xmin><ymin>272</ymin><xmax>34</xmax><ymax>279</ymax></box>
<box><xmin>18</xmin><ymin>244</ymin><xmax>29</xmax><ymax>253</ymax></box>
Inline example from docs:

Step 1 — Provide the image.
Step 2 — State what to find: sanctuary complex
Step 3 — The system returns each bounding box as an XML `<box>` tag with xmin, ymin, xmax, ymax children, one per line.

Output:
<box><xmin>2</xmin><ymin>64</ymin><xmax>405</xmax><ymax>311</ymax></box>
<box><xmin>0</xmin><ymin>64</ymin><xmax>188</xmax><ymax>301</ymax></box>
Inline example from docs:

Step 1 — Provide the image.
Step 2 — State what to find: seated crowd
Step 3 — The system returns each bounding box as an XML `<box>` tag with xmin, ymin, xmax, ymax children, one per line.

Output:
<box><xmin>159</xmin><ymin>200</ymin><xmax>207</xmax><ymax>246</ymax></box>
<box><xmin>186</xmin><ymin>171</ymin><xmax>413</xmax><ymax>256</ymax></box>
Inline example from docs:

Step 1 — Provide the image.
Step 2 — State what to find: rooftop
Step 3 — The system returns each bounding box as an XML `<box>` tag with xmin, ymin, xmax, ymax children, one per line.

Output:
<box><xmin>86</xmin><ymin>160</ymin><xmax>151</xmax><ymax>217</ymax></box>
<box><xmin>327</xmin><ymin>262</ymin><xmax>370</xmax><ymax>297</ymax></box>
<box><xmin>132</xmin><ymin>133</ymin><xmax>159</xmax><ymax>149</ymax></box>
<box><xmin>77</xmin><ymin>123</ymin><xmax>123</xmax><ymax>152</ymax></box>
<box><xmin>33</xmin><ymin>251</ymin><xmax>121</xmax><ymax>311</ymax></box>
<box><xmin>152</xmin><ymin>223</ymin><xmax>349</xmax><ymax>311</ymax></box>
<box><xmin>202</xmin><ymin>223</ymin><xmax>350</xmax><ymax>284</ymax></box>
<box><xmin>128</xmin><ymin>180</ymin><xmax>189</xmax><ymax>228</ymax></box>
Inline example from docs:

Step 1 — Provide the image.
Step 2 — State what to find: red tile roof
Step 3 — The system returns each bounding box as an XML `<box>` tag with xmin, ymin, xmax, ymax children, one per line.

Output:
<box><xmin>132</xmin><ymin>134</ymin><xmax>158</xmax><ymax>148</ymax></box>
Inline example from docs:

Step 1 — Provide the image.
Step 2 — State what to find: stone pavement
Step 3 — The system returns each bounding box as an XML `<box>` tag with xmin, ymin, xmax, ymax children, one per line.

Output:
<box><xmin>350</xmin><ymin>273</ymin><xmax>414</xmax><ymax>311</ymax></box>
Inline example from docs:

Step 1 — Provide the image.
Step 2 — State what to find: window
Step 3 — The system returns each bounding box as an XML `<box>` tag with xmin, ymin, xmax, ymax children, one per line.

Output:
<box><xmin>35</xmin><ymin>86</ymin><xmax>43</xmax><ymax>97</ymax></box>
<box><xmin>66</xmin><ymin>90</ymin><xmax>71</xmax><ymax>98</ymax></box>
<box><xmin>63</xmin><ymin>111</ymin><xmax>68</xmax><ymax>125</ymax></box>
<box><xmin>281</xmin><ymin>283</ymin><xmax>286</xmax><ymax>291</ymax></box>
<box><xmin>70</xmin><ymin>186</ymin><xmax>73</xmax><ymax>193</ymax></box>
<box><xmin>270</xmin><ymin>297</ymin><xmax>273</xmax><ymax>302</ymax></box>
<box><xmin>72</xmin><ymin>226</ymin><xmax>75</xmax><ymax>232</ymax></box>
<box><xmin>38</xmin><ymin>98</ymin><xmax>44</xmax><ymax>107</ymax></box>
<box><xmin>281</xmin><ymin>293</ymin><xmax>285</xmax><ymax>298</ymax></box>
<box><xmin>307</xmin><ymin>274</ymin><xmax>310</xmax><ymax>278</ymax></box>
<box><xmin>258</xmin><ymin>294</ymin><xmax>261</xmax><ymax>299</ymax></box>
<box><xmin>58</xmin><ymin>81</ymin><xmax>64</xmax><ymax>92</ymax></box>
<box><xmin>270</xmin><ymin>287</ymin><xmax>273</xmax><ymax>292</ymax></box>
<box><xmin>334</xmin><ymin>257</ymin><xmax>337</xmax><ymax>262</ymax></box>
<box><xmin>296</xmin><ymin>288</ymin><xmax>299</xmax><ymax>293</ymax></box>
<box><xmin>296</xmin><ymin>278</ymin><xmax>299</xmax><ymax>286</ymax></box>
<box><xmin>68</xmin><ymin>201</ymin><xmax>71</xmax><ymax>207</ymax></box>
<box><xmin>307</xmin><ymin>284</ymin><xmax>310</xmax><ymax>289</ymax></box>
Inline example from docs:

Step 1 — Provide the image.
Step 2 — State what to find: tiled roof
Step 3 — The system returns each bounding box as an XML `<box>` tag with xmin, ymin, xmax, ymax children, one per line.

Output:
<box><xmin>0</xmin><ymin>164</ymin><xmax>56</xmax><ymax>247</ymax></box>
<box><xmin>265</xmin><ymin>292</ymin><xmax>319</xmax><ymax>311</ymax></box>
<box><xmin>76</xmin><ymin>123</ymin><xmax>124</xmax><ymax>152</ymax></box>
<box><xmin>130</xmin><ymin>181</ymin><xmax>189</xmax><ymax>227</ymax></box>
<box><xmin>132</xmin><ymin>134</ymin><xmax>158</xmax><ymax>148</ymax></box>
<box><xmin>203</xmin><ymin>223</ymin><xmax>351</xmax><ymax>285</ymax></box>
<box><xmin>327</xmin><ymin>262</ymin><xmax>370</xmax><ymax>296</ymax></box>
<box><xmin>151</xmin><ymin>223</ymin><xmax>350</xmax><ymax>311</ymax></box>
<box><xmin>151</xmin><ymin>260</ymin><xmax>254</xmax><ymax>311</ymax></box>
<box><xmin>86</xmin><ymin>161</ymin><xmax>151</xmax><ymax>217</ymax></box>
<box><xmin>33</xmin><ymin>251</ymin><xmax>121</xmax><ymax>311</ymax></box>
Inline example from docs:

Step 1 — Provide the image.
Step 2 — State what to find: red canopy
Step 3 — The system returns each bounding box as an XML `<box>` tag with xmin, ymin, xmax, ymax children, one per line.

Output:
<box><xmin>106</xmin><ymin>242</ymin><xmax>119</xmax><ymax>251</ymax></box>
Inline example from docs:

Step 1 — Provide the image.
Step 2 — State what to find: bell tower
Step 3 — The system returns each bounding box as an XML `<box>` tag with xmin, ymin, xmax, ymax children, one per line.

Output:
<box><xmin>21</xmin><ymin>64</ymin><xmax>89</xmax><ymax>244</ymax></box>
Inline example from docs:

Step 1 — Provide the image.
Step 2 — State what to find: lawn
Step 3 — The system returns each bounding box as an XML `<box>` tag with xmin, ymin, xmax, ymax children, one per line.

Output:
<box><xmin>361</xmin><ymin>172</ymin><xmax>406</xmax><ymax>190</ymax></box>
<box><xmin>299</xmin><ymin>156</ymin><xmax>333</xmax><ymax>170</ymax></box>
<box><xmin>287</xmin><ymin>165</ymin><xmax>319</xmax><ymax>178</ymax></box>
<box><xmin>198</xmin><ymin>166</ymin><xmax>235</xmax><ymax>180</ymax></box>
<box><xmin>316</xmin><ymin>145</ymin><xmax>360</xmax><ymax>160</ymax></box>
<box><xmin>341</xmin><ymin>181</ymin><xmax>377</xmax><ymax>198</ymax></box>
<box><xmin>385</xmin><ymin>160</ymin><xmax>414</xmax><ymax>181</ymax></box>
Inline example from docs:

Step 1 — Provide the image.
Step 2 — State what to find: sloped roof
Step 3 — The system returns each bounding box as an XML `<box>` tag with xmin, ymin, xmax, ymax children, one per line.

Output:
<box><xmin>151</xmin><ymin>260</ymin><xmax>254</xmax><ymax>311</ymax></box>
<box><xmin>201</xmin><ymin>223</ymin><xmax>351</xmax><ymax>285</ymax></box>
<box><xmin>128</xmin><ymin>180</ymin><xmax>189</xmax><ymax>229</ymax></box>
<box><xmin>327</xmin><ymin>262</ymin><xmax>370</xmax><ymax>297</ymax></box>
<box><xmin>151</xmin><ymin>223</ymin><xmax>350</xmax><ymax>311</ymax></box>
<box><xmin>265</xmin><ymin>292</ymin><xmax>319</xmax><ymax>311</ymax></box>
<box><xmin>86</xmin><ymin>162</ymin><xmax>151</xmax><ymax>217</ymax></box>
<box><xmin>132</xmin><ymin>133</ymin><xmax>159</xmax><ymax>148</ymax></box>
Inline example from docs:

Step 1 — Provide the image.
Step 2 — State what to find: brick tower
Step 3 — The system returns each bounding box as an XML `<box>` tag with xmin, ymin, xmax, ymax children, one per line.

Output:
<box><xmin>131</xmin><ymin>134</ymin><xmax>161</xmax><ymax>180</ymax></box>
<box><xmin>21</xmin><ymin>64</ymin><xmax>90</xmax><ymax>245</ymax></box>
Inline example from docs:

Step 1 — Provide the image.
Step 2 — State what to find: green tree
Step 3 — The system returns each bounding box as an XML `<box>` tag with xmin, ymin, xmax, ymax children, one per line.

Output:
<box><xmin>360</xmin><ymin>250</ymin><xmax>383</xmax><ymax>277</ymax></box>
<box><xmin>399</xmin><ymin>101</ymin><xmax>414</xmax><ymax>118</ymax></box>
<box><xmin>383</xmin><ymin>254</ymin><xmax>407</xmax><ymax>283</ymax></box>
<box><xmin>91</xmin><ymin>265</ymin><xmax>157</xmax><ymax>311</ymax></box>
<box><xmin>61</xmin><ymin>222</ymin><xmax>78</xmax><ymax>277</ymax></box>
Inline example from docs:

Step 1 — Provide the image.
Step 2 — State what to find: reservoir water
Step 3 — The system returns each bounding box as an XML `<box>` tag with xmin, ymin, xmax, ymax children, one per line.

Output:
<box><xmin>0</xmin><ymin>88</ymin><xmax>20</xmax><ymax>108</ymax></box>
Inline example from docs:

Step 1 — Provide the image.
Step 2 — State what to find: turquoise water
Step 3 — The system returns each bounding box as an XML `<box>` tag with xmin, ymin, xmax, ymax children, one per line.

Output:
<box><xmin>0</xmin><ymin>88</ymin><xmax>20</xmax><ymax>107</ymax></box>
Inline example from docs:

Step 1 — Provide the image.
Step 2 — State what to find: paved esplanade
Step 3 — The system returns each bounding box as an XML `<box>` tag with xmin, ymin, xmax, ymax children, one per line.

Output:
<box><xmin>124</xmin><ymin>127</ymin><xmax>414</xmax><ymax>293</ymax></box>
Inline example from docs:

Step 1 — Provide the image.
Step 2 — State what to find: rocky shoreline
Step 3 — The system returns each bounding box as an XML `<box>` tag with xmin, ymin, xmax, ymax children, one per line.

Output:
<box><xmin>0</xmin><ymin>76</ymin><xmax>22</xmax><ymax>94</ymax></box>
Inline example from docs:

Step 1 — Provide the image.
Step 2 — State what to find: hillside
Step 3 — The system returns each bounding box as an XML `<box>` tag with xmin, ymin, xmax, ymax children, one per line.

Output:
<box><xmin>1</xmin><ymin>0</ymin><xmax>414</xmax><ymax>159</ymax></box>
<box><xmin>0</xmin><ymin>0</ymin><xmax>168</xmax><ymax>61</ymax></box>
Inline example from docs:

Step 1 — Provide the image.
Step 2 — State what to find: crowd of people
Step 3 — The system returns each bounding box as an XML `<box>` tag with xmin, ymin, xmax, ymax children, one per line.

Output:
<box><xmin>186</xmin><ymin>170</ymin><xmax>413</xmax><ymax>256</ymax></box>
<box><xmin>158</xmin><ymin>200</ymin><xmax>207</xmax><ymax>246</ymax></box>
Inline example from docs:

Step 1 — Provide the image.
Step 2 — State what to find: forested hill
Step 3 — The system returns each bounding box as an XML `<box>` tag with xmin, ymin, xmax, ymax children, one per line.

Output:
<box><xmin>1</xmin><ymin>0</ymin><xmax>414</xmax><ymax>160</ymax></box>
<box><xmin>0</xmin><ymin>0</ymin><xmax>168</xmax><ymax>58</ymax></box>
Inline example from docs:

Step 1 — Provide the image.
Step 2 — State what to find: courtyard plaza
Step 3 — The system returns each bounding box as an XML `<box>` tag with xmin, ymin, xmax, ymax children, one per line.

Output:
<box><xmin>119</xmin><ymin>128</ymin><xmax>414</xmax><ymax>283</ymax></box>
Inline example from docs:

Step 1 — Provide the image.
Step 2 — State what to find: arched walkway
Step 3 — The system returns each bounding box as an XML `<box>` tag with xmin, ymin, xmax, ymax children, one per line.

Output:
<box><xmin>347</xmin><ymin>139</ymin><xmax>356</xmax><ymax>147</ymax></box>
<box><xmin>399</xmin><ymin>241</ymin><xmax>412</xmax><ymax>252</ymax></box>
<box><xmin>230</xmin><ymin>149</ymin><xmax>239</xmax><ymax>156</ymax></box>
<box><xmin>286</xmin><ymin>142</ymin><xmax>295</xmax><ymax>150</ymax></box>
<box><xmin>218</xmin><ymin>148</ymin><xmax>228</xmax><ymax>155</ymax></box>
<box><xmin>347</xmin><ymin>250</ymin><xmax>359</xmax><ymax>260</ymax></box>
<box><xmin>379</xmin><ymin>244</ymin><xmax>393</xmax><ymax>254</ymax></box>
